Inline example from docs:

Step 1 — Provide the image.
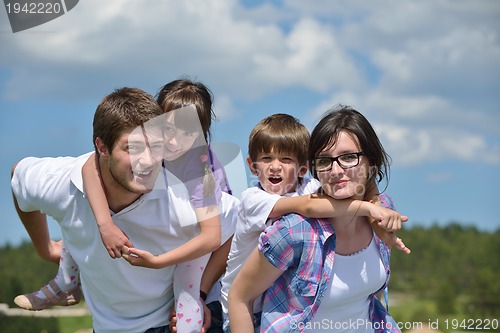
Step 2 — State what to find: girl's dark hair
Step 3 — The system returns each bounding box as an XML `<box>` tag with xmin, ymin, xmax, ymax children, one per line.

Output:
<box><xmin>308</xmin><ymin>105</ymin><xmax>391</xmax><ymax>190</ymax></box>
<box><xmin>155</xmin><ymin>78</ymin><xmax>215</xmax><ymax>141</ymax></box>
<box><xmin>156</xmin><ymin>78</ymin><xmax>216</xmax><ymax>197</ymax></box>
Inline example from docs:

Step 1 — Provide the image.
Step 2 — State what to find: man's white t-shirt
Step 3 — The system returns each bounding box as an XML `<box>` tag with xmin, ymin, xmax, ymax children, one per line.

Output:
<box><xmin>220</xmin><ymin>177</ymin><xmax>320</xmax><ymax>315</ymax></box>
<box><xmin>11</xmin><ymin>153</ymin><xmax>239</xmax><ymax>333</ymax></box>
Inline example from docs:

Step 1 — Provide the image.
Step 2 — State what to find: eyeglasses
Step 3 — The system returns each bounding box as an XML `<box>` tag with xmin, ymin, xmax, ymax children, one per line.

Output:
<box><xmin>313</xmin><ymin>152</ymin><xmax>364</xmax><ymax>172</ymax></box>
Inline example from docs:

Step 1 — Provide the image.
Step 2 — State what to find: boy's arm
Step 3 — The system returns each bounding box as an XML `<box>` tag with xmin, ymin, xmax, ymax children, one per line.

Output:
<box><xmin>82</xmin><ymin>153</ymin><xmax>132</xmax><ymax>258</ymax></box>
<box><xmin>270</xmin><ymin>192</ymin><xmax>410</xmax><ymax>254</ymax></box>
<box><xmin>366</xmin><ymin>184</ymin><xmax>411</xmax><ymax>254</ymax></box>
<box><xmin>270</xmin><ymin>194</ymin><xmax>406</xmax><ymax>230</ymax></box>
<box><xmin>270</xmin><ymin>194</ymin><xmax>362</xmax><ymax>219</ymax></box>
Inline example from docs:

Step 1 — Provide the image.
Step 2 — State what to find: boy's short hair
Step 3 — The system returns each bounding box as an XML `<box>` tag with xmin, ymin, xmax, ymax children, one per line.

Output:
<box><xmin>248</xmin><ymin>113</ymin><xmax>310</xmax><ymax>167</ymax></box>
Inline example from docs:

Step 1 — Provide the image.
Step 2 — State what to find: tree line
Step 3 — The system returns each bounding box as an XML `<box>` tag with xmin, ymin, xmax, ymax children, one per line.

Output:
<box><xmin>390</xmin><ymin>223</ymin><xmax>500</xmax><ymax>317</ymax></box>
<box><xmin>0</xmin><ymin>223</ymin><xmax>499</xmax><ymax>317</ymax></box>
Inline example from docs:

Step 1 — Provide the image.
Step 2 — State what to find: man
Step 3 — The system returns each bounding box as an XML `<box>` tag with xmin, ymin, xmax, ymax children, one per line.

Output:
<box><xmin>11</xmin><ymin>87</ymin><xmax>239</xmax><ymax>333</ymax></box>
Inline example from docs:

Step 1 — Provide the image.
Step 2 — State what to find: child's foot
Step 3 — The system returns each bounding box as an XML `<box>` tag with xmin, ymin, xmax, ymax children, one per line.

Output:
<box><xmin>14</xmin><ymin>280</ymin><xmax>81</xmax><ymax>311</ymax></box>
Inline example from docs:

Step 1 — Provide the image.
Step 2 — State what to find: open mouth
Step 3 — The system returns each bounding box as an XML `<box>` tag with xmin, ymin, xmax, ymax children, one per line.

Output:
<box><xmin>133</xmin><ymin>169</ymin><xmax>153</xmax><ymax>177</ymax></box>
<box><xmin>269</xmin><ymin>176</ymin><xmax>282</xmax><ymax>185</ymax></box>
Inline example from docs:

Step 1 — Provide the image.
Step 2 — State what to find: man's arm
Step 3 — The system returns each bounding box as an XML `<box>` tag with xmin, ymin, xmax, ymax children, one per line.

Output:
<box><xmin>11</xmin><ymin>162</ymin><xmax>61</xmax><ymax>264</ymax></box>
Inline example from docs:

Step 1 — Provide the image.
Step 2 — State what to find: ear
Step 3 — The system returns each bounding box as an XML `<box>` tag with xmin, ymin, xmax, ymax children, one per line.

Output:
<box><xmin>246</xmin><ymin>156</ymin><xmax>258</xmax><ymax>176</ymax></box>
<box><xmin>298</xmin><ymin>165</ymin><xmax>308</xmax><ymax>178</ymax></box>
<box><xmin>95</xmin><ymin>137</ymin><xmax>108</xmax><ymax>157</ymax></box>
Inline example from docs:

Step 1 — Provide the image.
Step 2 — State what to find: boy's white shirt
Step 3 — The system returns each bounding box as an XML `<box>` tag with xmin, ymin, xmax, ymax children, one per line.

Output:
<box><xmin>11</xmin><ymin>153</ymin><xmax>239</xmax><ymax>333</ymax></box>
<box><xmin>220</xmin><ymin>177</ymin><xmax>321</xmax><ymax>315</ymax></box>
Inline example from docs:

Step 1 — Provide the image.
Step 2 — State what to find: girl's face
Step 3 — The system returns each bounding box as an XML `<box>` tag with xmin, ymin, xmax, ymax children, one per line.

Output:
<box><xmin>163</xmin><ymin>112</ymin><xmax>201</xmax><ymax>161</ymax></box>
<box><xmin>316</xmin><ymin>131</ymin><xmax>370</xmax><ymax>200</ymax></box>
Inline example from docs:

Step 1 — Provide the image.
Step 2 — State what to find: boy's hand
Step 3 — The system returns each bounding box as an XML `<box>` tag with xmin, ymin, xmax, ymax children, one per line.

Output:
<box><xmin>98</xmin><ymin>222</ymin><xmax>134</xmax><ymax>258</ymax></box>
<box><xmin>372</xmin><ymin>223</ymin><xmax>411</xmax><ymax>254</ymax></box>
<box><xmin>367</xmin><ymin>203</ymin><xmax>408</xmax><ymax>231</ymax></box>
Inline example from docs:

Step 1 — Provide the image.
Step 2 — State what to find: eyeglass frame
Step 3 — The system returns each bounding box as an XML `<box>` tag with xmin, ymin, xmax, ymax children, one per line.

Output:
<box><xmin>313</xmin><ymin>152</ymin><xmax>365</xmax><ymax>172</ymax></box>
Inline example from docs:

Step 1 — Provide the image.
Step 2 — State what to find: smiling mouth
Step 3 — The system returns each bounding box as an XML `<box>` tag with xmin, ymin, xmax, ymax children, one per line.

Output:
<box><xmin>133</xmin><ymin>169</ymin><xmax>152</xmax><ymax>177</ymax></box>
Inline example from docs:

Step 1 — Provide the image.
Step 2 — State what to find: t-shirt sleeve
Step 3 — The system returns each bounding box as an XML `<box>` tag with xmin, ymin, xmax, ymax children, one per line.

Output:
<box><xmin>240</xmin><ymin>187</ymin><xmax>281</xmax><ymax>233</ymax></box>
<box><xmin>258</xmin><ymin>220</ymin><xmax>294</xmax><ymax>271</ymax></box>
<box><xmin>297</xmin><ymin>177</ymin><xmax>321</xmax><ymax>195</ymax></box>
<box><xmin>11</xmin><ymin>156</ymin><xmax>73</xmax><ymax>220</ymax></box>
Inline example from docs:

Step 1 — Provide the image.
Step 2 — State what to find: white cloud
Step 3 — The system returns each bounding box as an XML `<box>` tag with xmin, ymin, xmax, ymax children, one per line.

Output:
<box><xmin>1</xmin><ymin>0</ymin><xmax>364</xmax><ymax>100</ymax></box>
<box><xmin>427</xmin><ymin>171</ymin><xmax>454</xmax><ymax>184</ymax></box>
<box><xmin>1</xmin><ymin>0</ymin><xmax>498</xmax><ymax>166</ymax></box>
<box><xmin>213</xmin><ymin>94</ymin><xmax>240</xmax><ymax>123</ymax></box>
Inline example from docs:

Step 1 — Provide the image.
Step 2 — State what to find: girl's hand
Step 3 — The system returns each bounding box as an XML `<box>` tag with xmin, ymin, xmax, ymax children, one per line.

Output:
<box><xmin>122</xmin><ymin>247</ymin><xmax>161</xmax><ymax>269</ymax></box>
<box><xmin>98</xmin><ymin>222</ymin><xmax>134</xmax><ymax>259</ymax></box>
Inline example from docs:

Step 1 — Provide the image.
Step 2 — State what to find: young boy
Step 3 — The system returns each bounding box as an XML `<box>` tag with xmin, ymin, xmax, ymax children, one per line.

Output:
<box><xmin>220</xmin><ymin>114</ymin><xmax>407</xmax><ymax>332</ymax></box>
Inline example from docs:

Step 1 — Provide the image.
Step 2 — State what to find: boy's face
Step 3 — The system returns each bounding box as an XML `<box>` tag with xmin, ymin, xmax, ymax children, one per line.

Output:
<box><xmin>247</xmin><ymin>149</ymin><xmax>307</xmax><ymax>195</ymax></box>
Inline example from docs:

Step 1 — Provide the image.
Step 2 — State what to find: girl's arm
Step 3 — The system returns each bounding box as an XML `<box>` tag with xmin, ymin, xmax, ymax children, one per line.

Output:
<box><xmin>82</xmin><ymin>153</ymin><xmax>133</xmax><ymax>258</ymax></box>
<box><xmin>228</xmin><ymin>248</ymin><xmax>283</xmax><ymax>333</ymax></box>
<box><xmin>122</xmin><ymin>205</ymin><xmax>221</xmax><ymax>269</ymax></box>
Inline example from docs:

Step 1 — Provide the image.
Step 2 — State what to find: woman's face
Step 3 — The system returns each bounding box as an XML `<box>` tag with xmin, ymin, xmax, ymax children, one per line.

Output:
<box><xmin>316</xmin><ymin>131</ymin><xmax>370</xmax><ymax>200</ymax></box>
<box><xmin>162</xmin><ymin>112</ymin><xmax>201</xmax><ymax>161</ymax></box>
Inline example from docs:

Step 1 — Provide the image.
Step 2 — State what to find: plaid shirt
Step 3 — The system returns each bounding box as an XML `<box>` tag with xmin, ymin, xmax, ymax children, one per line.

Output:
<box><xmin>258</xmin><ymin>194</ymin><xmax>401</xmax><ymax>333</ymax></box>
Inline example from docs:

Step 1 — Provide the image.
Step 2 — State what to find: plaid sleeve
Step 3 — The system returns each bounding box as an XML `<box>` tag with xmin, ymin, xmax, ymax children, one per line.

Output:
<box><xmin>259</xmin><ymin>220</ymin><xmax>294</xmax><ymax>271</ymax></box>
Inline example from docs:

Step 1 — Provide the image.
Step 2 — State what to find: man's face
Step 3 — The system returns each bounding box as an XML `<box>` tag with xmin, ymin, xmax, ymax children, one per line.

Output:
<box><xmin>107</xmin><ymin>125</ymin><xmax>164</xmax><ymax>194</ymax></box>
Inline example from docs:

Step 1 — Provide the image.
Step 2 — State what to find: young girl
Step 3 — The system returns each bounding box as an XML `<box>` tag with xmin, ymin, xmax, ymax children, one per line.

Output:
<box><xmin>15</xmin><ymin>79</ymin><xmax>232</xmax><ymax>333</ymax></box>
<box><xmin>229</xmin><ymin>106</ymin><xmax>404</xmax><ymax>333</ymax></box>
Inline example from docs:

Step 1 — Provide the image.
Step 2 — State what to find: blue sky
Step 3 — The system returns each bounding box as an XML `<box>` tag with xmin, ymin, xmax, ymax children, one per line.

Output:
<box><xmin>1</xmin><ymin>0</ymin><xmax>499</xmax><ymax>246</ymax></box>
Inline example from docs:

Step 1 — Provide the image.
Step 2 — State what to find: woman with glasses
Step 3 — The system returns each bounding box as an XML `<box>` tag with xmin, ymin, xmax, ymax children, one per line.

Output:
<box><xmin>229</xmin><ymin>106</ymin><xmax>403</xmax><ymax>333</ymax></box>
